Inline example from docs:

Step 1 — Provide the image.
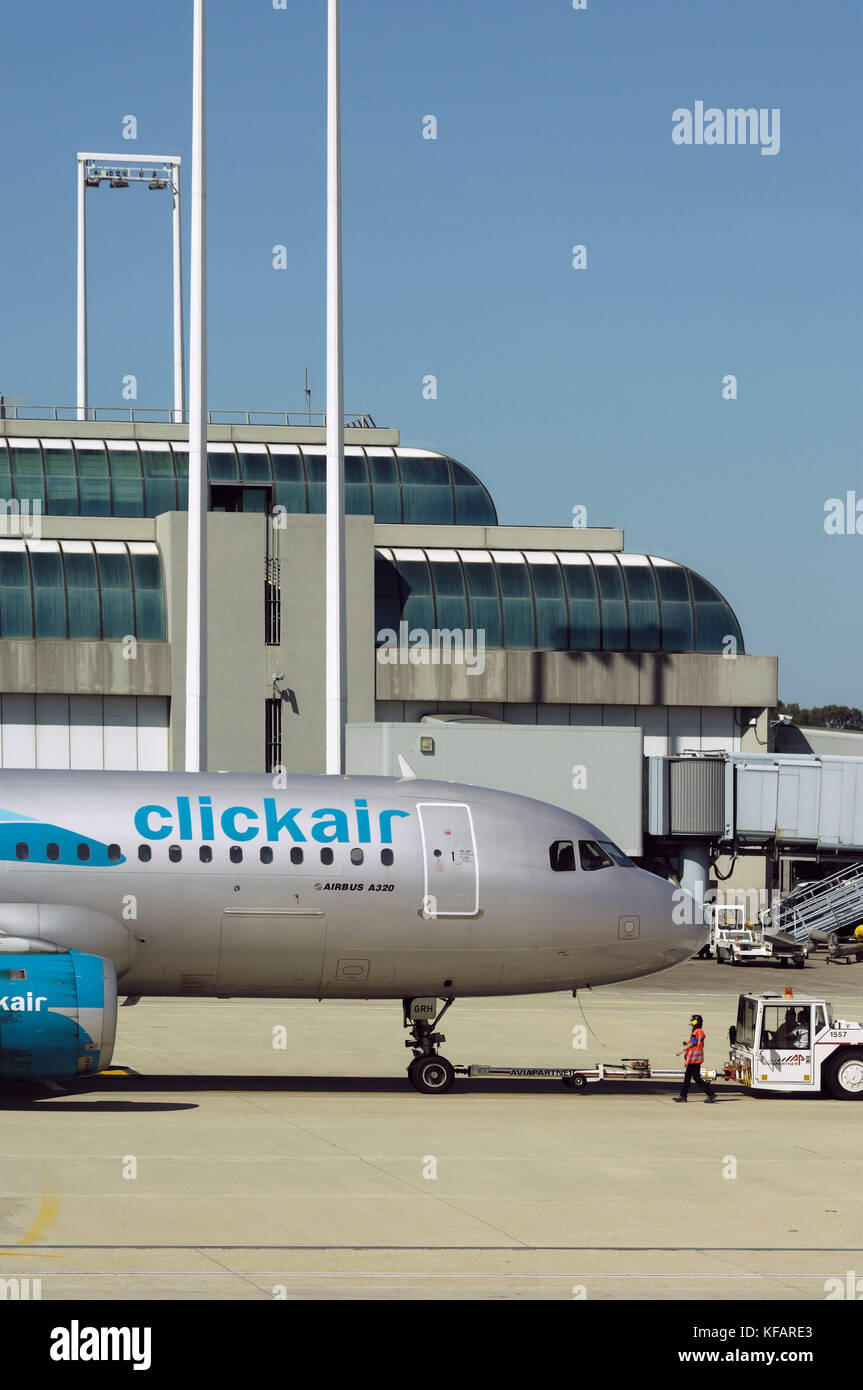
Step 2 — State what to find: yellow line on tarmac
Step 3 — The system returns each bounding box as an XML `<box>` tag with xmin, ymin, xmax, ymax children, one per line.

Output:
<box><xmin>0</xmin><ymin>1250</ymin><xmax>61</xmax><ymax>1258</ymax></box>
<box><xmin>15</xmin><ymin>1194</ymin><xmax>59</xmax><ymax>1246</ymax></box>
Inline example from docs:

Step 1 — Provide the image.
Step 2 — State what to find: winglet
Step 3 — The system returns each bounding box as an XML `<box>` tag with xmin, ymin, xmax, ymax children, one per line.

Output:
<box><xmin>397</xmin><ymin>754</ymin><xmax>418</xmax><ymax>781</ymax></box>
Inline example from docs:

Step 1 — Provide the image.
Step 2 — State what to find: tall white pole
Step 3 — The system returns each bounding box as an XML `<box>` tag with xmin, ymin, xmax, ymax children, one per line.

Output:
<box><xmin>172</xmin><ymin>161</ymin><xmax>186</xmax><ymax>425</ymax></box>
<box><xmin>325</xmin><ymin>0</ymin><xmax>347</xmax><ymax>775</ymax></box>
<box><xmin>76</xmin><ymin>157</ymin><xmax>87</xmax><ymax>421</ymax></box>
<box><xmin>185</xmin><ymin>0</ymin><xmax>207</xmax><ymax>772</ymax></box>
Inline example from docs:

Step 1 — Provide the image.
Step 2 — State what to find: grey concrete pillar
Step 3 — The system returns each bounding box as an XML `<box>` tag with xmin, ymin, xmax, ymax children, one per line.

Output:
<box><xmin>680</xmin><ymin>843</ymin><xmax>711</xmax><ymax>903</ymax></box>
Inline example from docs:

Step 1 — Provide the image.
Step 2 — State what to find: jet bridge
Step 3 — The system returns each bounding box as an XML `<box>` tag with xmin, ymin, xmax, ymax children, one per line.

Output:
<box><xmin>647</xmin><ymin>750</ymin><xmax>863</xmax><ymax>903</ymax></box>
<box><xmin>648</xmin><ymin>751</ymin><xmax>863</xmax><ymax>854</ymax></box>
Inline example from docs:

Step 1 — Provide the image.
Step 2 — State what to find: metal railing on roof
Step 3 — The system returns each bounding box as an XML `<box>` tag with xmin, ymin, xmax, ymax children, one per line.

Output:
<box><xmin>0</xmin><ymin>404</ymin><xmax>378</xmax><ymax>429</ymax></box>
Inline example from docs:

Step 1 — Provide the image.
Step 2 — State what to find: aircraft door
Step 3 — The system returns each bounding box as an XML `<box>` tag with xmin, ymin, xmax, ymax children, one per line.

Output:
<box><xmin>756</xmin><ymin>1002</ymin><xmax>815</xmax><ymax>1087</ymax></box>
<box><xmin>216</xmin><ymin>911</ymin><xmax>326</xmax><ymax>995</ymax></box>
<box><xmin>417</xmin><ymin>802</ymin><xmax>479</xmax><ymax>917</ymax></box>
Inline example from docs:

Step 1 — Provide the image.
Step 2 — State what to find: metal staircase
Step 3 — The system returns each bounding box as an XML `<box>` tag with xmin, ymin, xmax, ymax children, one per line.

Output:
<box><xmin>760</xmin><ymin>862</ymin><xmax>863</xmax><ymax>945</ymax></box>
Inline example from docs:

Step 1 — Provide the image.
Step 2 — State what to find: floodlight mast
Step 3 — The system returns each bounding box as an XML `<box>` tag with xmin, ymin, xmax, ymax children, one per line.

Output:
<box><xmin>76</xmin><ymin>158</ymin><xmax>87</xmax><ymax>421</ymax></box>
<box><xmin>75</xmin><ymin>153</ymin><xmax>185</xmax><ymax>424</ymax></box>
<box><xmin>185</xmin><ymin>0</ymin><xmax>207</xmax><ymax>773</ymax></box>
<box><xmin>325</xmin><ymin>0</ymin><xmax>347</xmax><ymax>776</ymax></box>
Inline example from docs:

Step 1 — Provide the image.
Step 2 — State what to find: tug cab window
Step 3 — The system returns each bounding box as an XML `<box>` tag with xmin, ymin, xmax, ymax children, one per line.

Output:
<box><xmin>549</xmin><ymin>840</ymin><xmax>576</xmax><ymax>872</ymax></box>
<box><xmin>759</xmin><ymin>1004</ymin><xmax>811</xmax><ymax>1050</ymax></box>
<box><xmin>735</xmin><ymin>996</ymin><xmax>757</xmax><ymax>1049</ymax></box>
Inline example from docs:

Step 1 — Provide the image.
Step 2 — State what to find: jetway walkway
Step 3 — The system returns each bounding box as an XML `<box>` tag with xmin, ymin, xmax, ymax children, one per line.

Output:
<box><xmin>759</xmin><ymin>861</ymin><xmax>863</xmax><ymax>946</ymax></box>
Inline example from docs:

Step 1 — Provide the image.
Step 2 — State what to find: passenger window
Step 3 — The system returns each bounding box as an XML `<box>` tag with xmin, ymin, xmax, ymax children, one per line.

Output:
<box><xmin>260</xmin><ymin>846</ymin><xmax>273</xmax><ymax>865</ymax></box>
<box><xmin>549</xmin><ymin>841</ymin><xmax>576</xmax><ymax>872</ymax></box>
<box><xmin>579</xmin><ymin>840</ymin><xmax>614</xmax><ymax>871</ymax></box>
<box><xmin>107</xmin><ymin>844</ymin><xmax>122</xmax><ymax>862</ymax></box>
<box><xmin>290</xmin><ymin>847</ymin><xmax>303</xmax><ymax>865</ymax></box>
<box><xmin>199</xmin><ymin>846</ymin><xmax>213</xmax><ymax>863</ymax></box>
<box><xmin>381</xmin><ymin>849</ymin><xmax>394</xmax><ymax>867</ymax></box>
<box><xmin>15</xmin><ymin>843</ymin><xmax>28</xmax><ymax>860</ymax></box>
<box><xmin>138</xmin><ymin>844</ymin><xmax>152</xmax><ymax>863</ymax></box>
<box><xmin>229</xmin><ymin>846</ymin><xmax>243</xmax><ymax>864</ymax></box>
<box><xmin>351</xmin><ymin>848</ymin><xmax>364</xmax><ymax>866</ymax></box>
<box><xmin>77</xmin><ymin>844</ymin><xmax>90</xmax><ymax>861</ymax></box>
<box><xmin>320</xmin><ymin>847</ymin><xmax>334</xmax><ymax>866</ymax></box>
<box><xmin>47</xmin><ymin>843</ymin><xmax>60</xmax><ymax>861</ymax></box>
<box><xmin>169</xmin><ymin>845</ymin><xmax>182</xmax><ymax>863</ymax></box>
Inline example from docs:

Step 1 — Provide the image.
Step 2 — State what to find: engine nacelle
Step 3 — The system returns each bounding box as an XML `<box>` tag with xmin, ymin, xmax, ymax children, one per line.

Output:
<box><xmin>0</xmin><ymin>951</ymin><xmax>117</xmax><ymax>1080</ymax></box>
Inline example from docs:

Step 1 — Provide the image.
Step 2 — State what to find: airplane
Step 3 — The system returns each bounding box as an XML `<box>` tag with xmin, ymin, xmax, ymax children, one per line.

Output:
<box><xmin>0</xmin><ymin>769</ymin><xmax>706</xmax><ymax>1093</ymax></box>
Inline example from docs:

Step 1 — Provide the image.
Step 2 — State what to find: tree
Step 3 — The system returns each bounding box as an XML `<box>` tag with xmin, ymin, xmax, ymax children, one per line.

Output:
<box><xmin>778</xmin><ymin>700</ymin><xmax>863</xmax><ymax>731</ymax></box>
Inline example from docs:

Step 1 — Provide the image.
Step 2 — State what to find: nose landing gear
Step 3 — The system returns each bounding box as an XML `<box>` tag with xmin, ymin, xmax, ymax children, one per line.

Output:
<box><xmin>404</xmin><ymin>997</ymin><xmax>455</xmax><ymax>1093</ymax></box>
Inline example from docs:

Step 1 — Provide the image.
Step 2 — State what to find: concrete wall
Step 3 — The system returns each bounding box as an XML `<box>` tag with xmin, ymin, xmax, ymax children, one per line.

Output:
<box><xmin>377</xmin><ymin>701</ymin><xmax>746</xmax><ymax>753</ymax></box>
<box><xmin>277</xmin><ymin>514</ymin><xmax>376</xmax><ymax>773</ymax></box>
<box><xmin>777</xmin><ymin>726</ymin><xmax>863</xmax><ymax>758</ymax></box>
<box><xmin>0</xmin><ymin>640</ymin><xmax>169</xmax><ymax>696</ymax></box>
<box><xmin>376</xmin><ymin>650</ymin><xmax>777</xmax><ymax>708</ymax></box>
<box><xmin>347</xmin><ymin>721</ymin><xmax>644</xmax><ymax>855</ymax></box>
<box><xmin>159</xmin><ymin>511</ymin><xmax>278</xmax><ymax>772</ymax></box>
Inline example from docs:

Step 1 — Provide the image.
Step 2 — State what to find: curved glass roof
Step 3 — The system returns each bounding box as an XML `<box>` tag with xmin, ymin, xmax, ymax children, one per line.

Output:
<box><xmin>0</xmin><ymin>440</ymin><xmax>497</xmax><ymax>526</ymax></box>
<box><xmin>375</xmin><ymin>549</ymin><xmax>744</xmax><ymax>654</ymax></box>
<box><xmin>0</xmin><ymin>539</ymin><xmax>165</xmax><ymax>641</ymax></box>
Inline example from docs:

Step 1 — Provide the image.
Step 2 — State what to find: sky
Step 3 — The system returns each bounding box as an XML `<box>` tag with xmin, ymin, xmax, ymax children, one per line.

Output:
<box><xmin>0</xmin><ymin>0</ymin><xmax>860</xmax><ymax>707</ymax></box>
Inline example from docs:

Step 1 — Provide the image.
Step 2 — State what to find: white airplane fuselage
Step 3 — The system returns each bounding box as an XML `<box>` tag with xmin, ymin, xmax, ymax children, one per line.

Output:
<box><xmin>0</xmin><ymin>771</ymin><xmax>705</xmax><ymax>999</ymax></box>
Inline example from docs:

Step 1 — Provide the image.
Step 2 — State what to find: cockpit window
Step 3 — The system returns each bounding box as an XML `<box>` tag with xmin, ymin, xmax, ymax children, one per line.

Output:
<box><xmin>549</xmin><ymin>840</ymin><xmax>576</xmax><ymax>872</ymax></box>
<box><xmin>579</xmin><ymin>840</ymin><xmax>614</xmax><ymax>871</ymax></box>
<box><xmin>598</xmin><ymin>840</ymin><xmax>634</xmax><ymax>867</ymax></box>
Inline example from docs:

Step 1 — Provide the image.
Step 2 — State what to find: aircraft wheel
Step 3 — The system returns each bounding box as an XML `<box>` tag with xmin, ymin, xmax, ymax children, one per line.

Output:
<box><xmin>824</xmin><ymin>1053</ymin><xmax>863</xmax><ymax>1100</ymax></box>
<box><xmin>409</xmin><ymin>1055</ymin><xmax>455</xmax><ymax>1094</ymax></box>
<box><xmin>562</xmin><ymin>1074</ymin><xmax>588</xmax><ymax>1091</ymax></box>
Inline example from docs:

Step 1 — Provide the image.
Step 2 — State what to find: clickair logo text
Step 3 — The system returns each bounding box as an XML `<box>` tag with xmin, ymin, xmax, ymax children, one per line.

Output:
<box><xmin>133</xmin><ymin>796</ymin><xmax>410</xmax><ymax>845</ymax></box>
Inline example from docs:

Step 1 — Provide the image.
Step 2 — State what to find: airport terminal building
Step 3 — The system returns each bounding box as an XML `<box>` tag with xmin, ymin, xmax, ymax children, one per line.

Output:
<box><xmin>0</xmin><ymin>407</ymin><xmax>814</xmax><ymax>898</ymax></box>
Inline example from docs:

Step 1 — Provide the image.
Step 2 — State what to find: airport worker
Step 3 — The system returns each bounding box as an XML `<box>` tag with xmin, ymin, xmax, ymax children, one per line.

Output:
<box><xmin>788</xmin><ymin>1009</ymin><xmax>809</xmax><ymax>1048</ymax></box>
<box><xmin>674</xmin><ymin>1013</ymin><xmax>716</xmax><ymax>1103</ymax></box>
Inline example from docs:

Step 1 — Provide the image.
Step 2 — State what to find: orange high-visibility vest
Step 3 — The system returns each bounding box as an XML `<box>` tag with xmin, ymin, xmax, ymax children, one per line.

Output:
<box><xmin>684</xmin><ymin>1028</ymin><xmax>705</xmax><ymax>1064</ymax></box>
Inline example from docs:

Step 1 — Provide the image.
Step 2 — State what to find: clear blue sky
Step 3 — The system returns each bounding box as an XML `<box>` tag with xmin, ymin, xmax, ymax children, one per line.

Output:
<box><xmin>1</xmin><ymin>0</ymin><xmax>860</xmax><ymax>707</ymax></box>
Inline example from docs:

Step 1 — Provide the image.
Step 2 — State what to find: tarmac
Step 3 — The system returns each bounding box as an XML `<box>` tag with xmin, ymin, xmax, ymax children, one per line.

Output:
<box><xmin>1</xmin><ymin>954</ymin><xmax>862</xmax><ymax>1301</ymax></box>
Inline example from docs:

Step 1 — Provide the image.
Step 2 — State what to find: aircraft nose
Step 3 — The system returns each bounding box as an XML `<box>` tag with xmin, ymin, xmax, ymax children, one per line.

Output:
<box><xmin>663</xmin><ymin>879</ymin><xmax>708</xmax><ymax>963</ymax></box>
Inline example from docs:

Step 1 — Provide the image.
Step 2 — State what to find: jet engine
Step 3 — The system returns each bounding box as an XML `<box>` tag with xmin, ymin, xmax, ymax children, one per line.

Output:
<box><xmin>0</xmin><ymin>950</ymin><xmax>117</xmax><ymax>1081</ymax></box>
